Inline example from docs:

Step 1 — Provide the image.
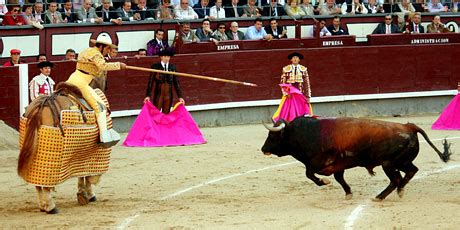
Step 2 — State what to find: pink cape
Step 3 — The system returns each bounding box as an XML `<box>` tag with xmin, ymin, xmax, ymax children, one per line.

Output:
<box><xmin>432</xmin><ymin>94</ymin><xmax>460</xmax><ymax>130</ymax></box>
<box><xmin>123</xmin><ymin>102</ymin><xmax>206</xmax><ymax>147</ymax></box>
<box><xmin>272</xmin><ymin>84</ymin><xmax>312</xmax><ymax>122</ymax></box>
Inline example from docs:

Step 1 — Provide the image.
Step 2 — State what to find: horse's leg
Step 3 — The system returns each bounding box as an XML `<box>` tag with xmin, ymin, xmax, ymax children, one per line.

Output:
<box><xmin>77</xmin><ymin>177</ymin><xmax>89</xmax><ymax>205</ymax></box>
<box><xmin>85</xmin><ymin>175</ymin><xmax>101</xmax><ymax>202</ymax></box>
<box><xmin>42</xmin><ymin>187</ymin><xmax>58</xmax><ymax>214</ymax></box>
<box><xmin>35</xmin><ymin>186</ymin><xmax>45</xmax><ymax>212</ymax></box>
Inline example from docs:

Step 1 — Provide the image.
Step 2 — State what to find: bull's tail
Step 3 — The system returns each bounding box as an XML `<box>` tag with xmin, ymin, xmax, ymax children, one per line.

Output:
<box><xmin>407</xmin><ymin>123</ymin><xmax>451</xmax><ymax>162</ymax></box>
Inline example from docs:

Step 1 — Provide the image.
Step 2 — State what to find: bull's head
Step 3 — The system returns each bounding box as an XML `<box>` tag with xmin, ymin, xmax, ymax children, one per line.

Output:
<box><xmin>261</xmin><ymin>120</ymin><xmax>289</xmax><ymax>157</ymax></box>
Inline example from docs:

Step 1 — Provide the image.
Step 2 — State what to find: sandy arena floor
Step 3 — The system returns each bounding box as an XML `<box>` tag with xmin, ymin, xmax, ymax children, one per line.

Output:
<box><xmin>0</xmin><ymin>115</ymin><xmax>459</xmax><ymax>229</ymax></box>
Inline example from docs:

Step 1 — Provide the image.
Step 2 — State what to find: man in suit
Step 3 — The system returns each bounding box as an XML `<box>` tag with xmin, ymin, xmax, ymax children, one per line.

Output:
<box><xmin>372</xmin><ymin>14</ymin><xmax>400</xmax><ymax>34</ymax></box>
<box><xmin>265</xmin><ymin>18</ymin><xmax>287</xmax><ymax>39</ymax></box>
<box><xmin>406</xmin><ymin>12</ymin><xmax>424</xmax><ymax>34</ymax></box>
<box><xmin>327</xmin><ymin>16</ymin><xmax>349</xmax><ymax>35</ymax></box>
<box><xmin>262</xmin><ymin>0</ymin><xmax>286</xmax><ymax>17</ymax></box>
<box><xmin>44</xmin><ymin>1</ymin><xmax>64</xmax><ymax>24</ymax></box>
<box><xmin>193</xmin><ymin>0</ymin><xmax>211</xmax><ymax>18</ymax></box>
<box><xmin>96</xmin><ymin>0</ymin><xmax>122</xmax><ymax>24</ymax></box>
<box><xmin>32</xmin><ymin>2</ymin><xmax>45</xmax><ymax>24</ymax></box>
<box><xmin>146</xmin><ymin>28</ymin><xmax>170</xmax><ymax>56</ymax></box>
<box><xmin>116</xmin><ymin>1</ymin><xmax>141</xmax><ymax>21</ymax></box>
<box><xmin>78</xmin><ymin>0</ymin><xmax>103</xmax><ymax>23</ymax></box>
<box><xmin>144</xmin><ymin>49</ymin><xmax>184</xmax><ymax>114</ymax></box>
<box><xmin>225</xmin><ymin>0</ymin><xmax>245</xmax><ymax>17</ymax></box>
<box><xmin>132</xmin><ymin>0</ymin><xmax>155</xmax><ymax>20</ymax></box>
<box><xmin>60</xmin><ymin>0</ymin><xmax>77</xmax><ymax>23</ymax></box>
<box><xmin>226</xmin><ymin>21</ymin><xmax>245</xmax><ymax>40</ymax></box>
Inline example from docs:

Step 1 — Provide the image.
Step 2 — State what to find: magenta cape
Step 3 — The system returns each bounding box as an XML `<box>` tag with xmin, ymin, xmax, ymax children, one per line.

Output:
<box><xmin>272</xmin><ymin>84</ymin><xmax>312</xmax><ymax>122</ymax></box>
<box><xmin>432</xmin><ymin>94</ymin><xmax>460</xmax><ymax>130</ymax></box>
<box><xmin>123</xmin><ymin>102</ymin><xmax>206</xmax><ymax>147</ymax></box>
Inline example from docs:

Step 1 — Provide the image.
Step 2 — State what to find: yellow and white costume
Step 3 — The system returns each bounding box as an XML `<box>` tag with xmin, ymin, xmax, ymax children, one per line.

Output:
<box><xmin>66</xmin><ymin>35</ymin><xmax>121</xmax><ymax>143</ymax></box>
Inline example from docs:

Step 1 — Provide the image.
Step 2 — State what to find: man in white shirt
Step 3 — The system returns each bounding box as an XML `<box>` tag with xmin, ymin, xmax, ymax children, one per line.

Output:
<box><xmin>174</xmin><ymin>0</ymin><xmax>198</xmax><ymax>20</ymax></box>
<box><xmin>29</xmin><ymin>61</ymin><xmax>55</xmax><ymax>101</ymax></box>
<box><xmin>210</xmin><ymin>0</ymin><xmax>226</xmax><ymax>19</ymax></box>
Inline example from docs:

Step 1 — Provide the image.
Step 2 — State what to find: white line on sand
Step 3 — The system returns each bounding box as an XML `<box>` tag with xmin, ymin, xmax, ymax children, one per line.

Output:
<box><xmin>117</xmin><ymin>137</ymin><xmax>460</xmax><ymax>229</ymax></box>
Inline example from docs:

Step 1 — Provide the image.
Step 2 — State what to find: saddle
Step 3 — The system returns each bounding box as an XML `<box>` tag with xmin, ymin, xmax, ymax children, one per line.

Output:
<box><xmin>55</xmin><ymin>82</ymin><xmax>107</xmax><ymax>113</ymax></box>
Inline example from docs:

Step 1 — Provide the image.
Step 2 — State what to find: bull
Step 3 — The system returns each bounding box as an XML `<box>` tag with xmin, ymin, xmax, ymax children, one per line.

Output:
<box><xmin>261</xmin><ymin>116</ymin><xmax>452</xmax><ymax>200</ymax></box>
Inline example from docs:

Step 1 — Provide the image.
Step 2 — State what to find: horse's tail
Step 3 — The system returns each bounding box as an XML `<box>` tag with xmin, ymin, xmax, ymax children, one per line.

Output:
<box><xmin>17</xmin><ymin>95</ymin><xmax>62</xmax><ymax>178</ymax></box>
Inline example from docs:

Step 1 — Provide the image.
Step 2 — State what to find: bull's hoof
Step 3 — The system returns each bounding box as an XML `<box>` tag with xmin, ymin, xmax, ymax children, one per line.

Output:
<box><xmin>321</xmin><ymin>178</ymin><xmax>331</xmax><ymax>185</ymax></box>
<box><xmin>345</xmin><ymin>193</ymin><xmax>353</xmax><ymax>200</ymax></box>
<box><xmin>397</xmin><ymin>188</ymin><xmax>405</xmax><ymax>198</ymax></box>
<box><xmin>77</xmin><ymin>191</ymin><xmax>89</xmax><ymax>205</ymax></box>
<box><xmin>89</xmin><ymin>196</ymin><xmax>97</xmax><ymax>202</ymax></box>
<box><xmin>371</xmin><ymin>197</ymin><xmax>384</xmax><ymax>202</ymax></box>
<box><xmin>46</xmin><ymin>208</ymin><xmax>59</xmax><ymax>214</ymax></box>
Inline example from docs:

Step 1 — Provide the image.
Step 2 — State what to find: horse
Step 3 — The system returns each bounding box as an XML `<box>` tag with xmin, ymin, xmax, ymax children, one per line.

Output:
<box><xmin>18</xmin><ymin>82</ymin><xmax>113</xmax><ymax>214</ymax></box>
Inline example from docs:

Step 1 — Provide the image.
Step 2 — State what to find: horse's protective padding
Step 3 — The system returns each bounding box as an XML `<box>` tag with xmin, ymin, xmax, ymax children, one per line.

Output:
<box><xmin>19</xmin><ymin>89</ymin><xmax>113</xmax><ymax>186</ymax></box>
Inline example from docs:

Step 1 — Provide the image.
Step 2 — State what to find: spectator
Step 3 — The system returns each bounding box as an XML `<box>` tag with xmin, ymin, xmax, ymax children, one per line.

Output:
<box><xmin>286</xmin><ymin>0</ymin><xmax>307</xmax><ymax>17</ymax></box>
<box><xmin>136</xmin><ymin>48</ymin><xmax>147</xmax><ymax>58</ymax></box>
<box><xmin>300</xmin><ymin>0</ymin><xmax>317</xmax><ymax>16</ymax></box>
<box><xmin>405</xmin><ymin>12</ymin><xmax>424</xmax><ymax>33</ymax></box>
<box><xmin>412</xmin><ymin>0</ymin><xmax>426</xmax><ymax>12</ymax></box>
<box><xmin>179</xmin><ymin>21</ymin><xmax>200</xmax><ymax>43</ymax></box>
<box><xmin>193</xmin><ymin>0</ymin><xmax>211</xmax><ymax>18</ymax></box>
<box><xmin>133</xmin><ymin>0</ymin><xmax>155</xmax><ymax>20</ymax></box>
<box><xmin>3</xmin><ymin>49</ymin><xmax>25</xmax><ymax>67</ymax></box>
<box><xmin>372</xmin><ymin>14</ymin><xmax>400</xmax><ymax>34</ymax></box>
<box><xmin>116</xmin><ymin>1</ymin><xmax>141</xmax><ymax>21</ymax></box>
<box><xmin>320</xmin><ymin>0</ymin><xmax>341</xmax><ymax>15</ymax></box>
<box><xmin>147</xmin><ymin>28</ymin><xmax>170</xmax><ymax>56</ymax></box>
<box><xmin>195</xmin><ymin>18</ymin><xmax>218</xmax><ymax>44</ymax></box>
<box><xmin>317</xmin><ymin>19</ymin><xmax>332</xmax><ymax>36</ymax></box>
<box><xmin>44</xmin><ymin>2</ymin><xmax>64</xmax><ymax>24</ymax></box>
<box><xmin>96</xmin><ymin>0</ymin><xmax>122</xmax><ymax>25</ymax></box>
<box><xmin>243</xmin><ymin>0</ymin><xmax>262</xmax><ymax>17</ymax></box>
<box><xmin>174</xmin><ymin>0</ymin><xmax>198</xmax><ymax>20</ymax></box>
<box><xmin>22</xmin><ymin>4</ymin><xmax>44</xmax><ymax>29</ymax></box>
<box><xmin>156</xmin><ymin>0</ymin><xmax>174</xmax><ymax>19</ymax></box>
<box><xmin>210</xmin><ymin>0</ymin><xmax>226</xmax><ymax>19</ymax></box>
<box><xmin>263</xmin><ymin>0</ymin><xmax>286</xmax><ymax>17</ymax></box>
<box><xmin>60</xmin><ymin>0</ymin><xmax>78</xmax><ymax>23</ymax></box>
<box><xmin>64</xmin><ymin>49</ymin><xmax>77</xmax><ymax>60</ymax></box>
<box><xmin>32</xmin><ymin>2</ymin><xmax>44</xmax><ymax>24</ymax></box>
<box><xmin>211</xmin><ymin>22</ymin><xmax>229</xmax><ymax>41</ymax></box>
<box><xmin>427</xmin><ymin>15</ymin><xmax>449</xmax><ymax>33</ymax></box>
<box><xmin>78</xmin><ymin>0</ymin><xmax>103</xmax><ymax>23</ymax></box>
<box><xmin>225</xmin><ymin>0</ymin><xmax>245</xmax><ymax>18</ymax></box>
<box><xmin>29</xmin><ymin>61</ymin><xmax>55</xmax><ymax>101</ymax></box>
<box><xmin>394</xmin><ymin>0</ymin><xmax>415</xmax><ymax>14</ymax></box>
<box><xmin>245</xmin><ymin>17</ymin><xmax>272</xmax><ymax>40</ymax></box>
<box><xmin>37</xmin><ymin>53</ymin><xmax>47</xmax><ymax>62</ymax></box>
<box><xmin>351</xmin><ymin>0</ymin><xmax>368</xmax><ymax>14</ymax></box>
<box><xmin>327</xmin><ymin>16</ymin><xmax>349</xmax><ymax>35</ymax></box>
<box><xmin>226</xmin><ymin>21</ymin><xmax>245</xmax><ymax>40</ymax></box>
<box><xmin>427</xmin><ymin>0</ymin><xmax>447</xmax><ymax>13</ymax></box>
<box><xmin>264</xmin><ymin>18</ymin><xmax>287</xmax><ymax>39</ymax></box>
<box><xmin>365</xmin><ymin>0</ymin><xmax>384</xmax><ymax>14</ymax></box>
<box><xmin>3</xmin><ymin>5</ymin><xmax>26</xmax><ymax>26</ymax></box>
<box><xmin>0</xmin><ymin>0</ymin><xmax>7</xmax><ymax>24</ymax></box>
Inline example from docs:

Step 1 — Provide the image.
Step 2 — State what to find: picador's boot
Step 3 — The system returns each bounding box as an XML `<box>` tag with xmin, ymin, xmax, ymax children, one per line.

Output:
<box><xmin>97</xmin><ymin>110</ymin><xmax>119</xmax><ymax>148</ymax></box>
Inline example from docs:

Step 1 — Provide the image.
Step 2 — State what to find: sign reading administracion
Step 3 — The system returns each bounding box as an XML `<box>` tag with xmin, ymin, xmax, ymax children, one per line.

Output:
<box><xmin>410</xmin><ymin>38</ymin><xmax>450</xmax><ymax>44</ymax></box>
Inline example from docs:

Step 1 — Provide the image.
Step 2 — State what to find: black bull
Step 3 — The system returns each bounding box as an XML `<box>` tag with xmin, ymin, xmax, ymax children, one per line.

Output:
<box><xmin>261</xmin><ymin>117</ymin><xmax>452</xmax><ymax>200</ymax></box>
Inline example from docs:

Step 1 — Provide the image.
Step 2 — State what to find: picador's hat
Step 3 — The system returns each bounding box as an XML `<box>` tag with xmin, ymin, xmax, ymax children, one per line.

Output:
<box><xmin>288</xmin><ymin>52</ymin><xmax>304</xmax><ymax>60</ymax></box>
<box><xmin>158</xmin><ymin>48</ymin><xmax>175</xmax><ymax>57</ymax></box>
<box><xmin>90</xmin><ymin>34</ymin><xmax>118</xmax><ymax>49</ymax></box>
<box><xmin>38</xmin><ymin>61</ymin><xmax>54</xmax><ymax>69</ymax></box>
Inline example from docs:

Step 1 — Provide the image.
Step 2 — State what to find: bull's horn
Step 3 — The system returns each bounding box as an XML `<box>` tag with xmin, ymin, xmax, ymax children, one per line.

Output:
<box><xmin>263</xmin><ymin>122</ymin><xmax>285</xmax><ymax>132</ymax></box>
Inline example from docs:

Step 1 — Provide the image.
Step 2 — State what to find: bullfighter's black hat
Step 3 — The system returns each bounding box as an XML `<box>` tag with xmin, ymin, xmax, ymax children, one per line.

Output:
<box><xmin>288</xmin><ymin>52</ymin><xmax>304</xmax><ymax>60</ymax></box>
<box><xmin>37</xmin><ymin>61</ymin><xmax>54</xmax><ymax>69</ymax></box>
<box><xmin>158</xmin><ymin>48</ymin><xmax>175</xmax><ymax>57</ymax></box>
